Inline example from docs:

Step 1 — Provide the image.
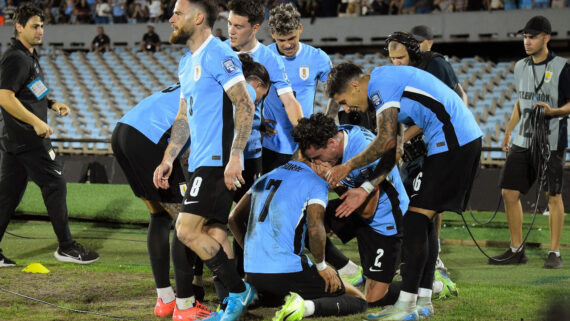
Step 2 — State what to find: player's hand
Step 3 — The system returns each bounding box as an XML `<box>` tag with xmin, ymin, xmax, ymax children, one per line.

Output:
<box><xmin>33</xmin><ymin>120</ymin><xmax>53</xmax><ymax>138</ymax></box>
<box><xmin>153</xmin><ymin>161</ymin><xmax>173</xmax><ymax>189</ymax></box>
<box><xmin>224</xmin><ymin>154</ymin><xmax>245</xmax><ymax>191</ymax></box>
<box><xmin>325</xmin><ymin>163</ymin><xmax>351</xmax><ymax>187</ymax></box>
<box><xmin>260</xmin><ymin>119</ymin><xmax>277</xmax><ymax>138</ymax></box>
<box><xmin>336</xmin><ymin>187</ymin><xmax>368</xmax><ymax>218</ymax></box>
<box><xmin>534</xmin><ymin>102</ymin><xmax>553</xmax><ymax>116</ymax></box>
<box><xmin>51</xmin><ymin>102</ymin><xmax>70</xmax><ymax>117</ymax></box>
<box><xmin>308</xmin><ymin>161</ymin><xmax>332</xmax><ymax>180</ymax></box>
<box><xmin>501</xmin><ymin>132</ymin><xmax>511</xmax><ymax>153</ymax></box>
<box><xmin>318</xmin><ymin>266</ymin><xmax>342</xmax><ymax>293</ymax></box>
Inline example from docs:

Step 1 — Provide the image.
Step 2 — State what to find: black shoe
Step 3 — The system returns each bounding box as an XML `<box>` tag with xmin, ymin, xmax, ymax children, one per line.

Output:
<box><xmin>488</xmin><ymin>247</ymin><xmax>528</xmax><ymax>265</ymax></box>
<box><xmin>0</xmin><ymin>249</ymin><xmax>16</xmax><ymax>267</ymax></box>
<box><xmin>54</xmin><ymin>241</ymin><xmax>99</xmax><ymax>264</ymax></box>
<box><xmin>543</xmin><ymin>252</ymin><xmax>563</xmax><ymax>269</ymax></box>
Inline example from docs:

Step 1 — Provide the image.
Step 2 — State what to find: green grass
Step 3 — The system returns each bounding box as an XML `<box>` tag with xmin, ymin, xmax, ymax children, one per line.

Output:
<box><xmin>3</xmin><ymin>183</ymin><xmax>569</xmax><ymax>320</ymax></box>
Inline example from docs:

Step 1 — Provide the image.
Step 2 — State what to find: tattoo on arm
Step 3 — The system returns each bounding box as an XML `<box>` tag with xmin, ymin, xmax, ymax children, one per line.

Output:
<box><xmin>226</xmin><ymin>81</ymin><xmax>255</xmax><ymax>155</ymax></box>
<box><xmin>166</xmin><ymin>98</ymin><xmax>190</xmax><ymax>160</ymax></box>
<box><xmin>307</xmin><ymin>204</ymin><xmax>326</xmax><ymax>263</ymax></box>
<box><xmin>325</xmin><ymin>99</ymin><xmax>340</xmax><ymax>119</ymax></box>
<box><xmin>346</xmin><ymin>107</ymin><xmax>399</xmax><ymax>170</ymax></box>
<box><xmin>369</xmin><ymin>123</ymin><xmax>404</xmax><ymax>186</ymax></box>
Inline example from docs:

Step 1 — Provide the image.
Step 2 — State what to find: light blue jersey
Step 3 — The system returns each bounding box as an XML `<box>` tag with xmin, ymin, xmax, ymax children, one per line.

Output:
<box><xmin>369</xmin><ymin>66</ymin><xmax>482</xmax><ymax>156</ymax></box>
<box><xmin>224</xmin><ymin>40</ymin><xmax>293</xmax><ymax>159</ymax></box>
<box><xmin>244</xmin><ymin>161</ymin><xmax>329</xmax><ymax>274</ymax></box>
<box><xmin>338</xmin><ymin>125</ymin><xmax>409</xmax><ymax>236</ymax></box>
<box><xmin>118</xmin><ymin>83</ymin><xmax>180</xmax><ymax>144</ymax></box>
<box><xmin>179</xmin><ymin>35</ymin><xmax>245</xmax><ymax>171</ymax></box>
<box><xmin>263</xmin><ymin>43</ymin><xmax>332</xmax><ymax>154</ymax></box>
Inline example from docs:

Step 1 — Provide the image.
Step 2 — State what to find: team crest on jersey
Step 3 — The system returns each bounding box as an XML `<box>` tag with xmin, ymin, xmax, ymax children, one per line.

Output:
<box><xmin>179</xmin><ymin>182</ymin><xmax>187</xmax><ymax>196</ymax></box>
<box><xmin>299</xmin><ymin>66</ymin><xmax>309</xmax><ymax>81</ymax></box>
<box><xmin>371</xmin><ymin>91</ymin><xmax>383</xmax><ymax>107</ymax></box>
<box><xmin>194</xmin><ymin>65</ymin><xmax>201</xmax><ymax>81</ymax></box>
<box><xmin>544</xmin><ymin>65</ymin><xmax>554</xmax><ymax>83</ymax></box>
<box><xmin>48</xmin><ymin>148</ymin><xmax>56</xmax><ymax>161</ymax></box>
<box><xmin>222</xmin><ymin>57</ymin><xmax>238</xmax><ymax>75</ymax></box>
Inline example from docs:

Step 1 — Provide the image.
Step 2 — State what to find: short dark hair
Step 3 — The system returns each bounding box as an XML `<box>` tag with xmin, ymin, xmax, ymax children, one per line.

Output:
<box><xmin>189</xmin><ymin>0</ymin><xmax>218</xmax><ymax>28</ymax></box>
<box><xmin>325</xmin><ymin>63</ymin><xmax>363</xmax><ymax>98</ymax></box>
<box><xmin>14</xmin><ymin>3</ymin><xmax>44</xmax><ymax>37</ymax></box>
<box><xmin>228</xmin><ymin>0</ymin><xmax>264</xmax><ymax>26</ymax></box>
<box><xmin>268</xmin><ymin>3</ymin><xmax>300</xmax><ymax>35</ymax></box>
<box><xmin>292</xmin><ymin>113</ymin><xmax>338</xmax><ymax>152</ymax></box>
<box><xmin>238</xmin><ymin>53</ymin><xmax>270</xmax><ymax>88</ymax></box>
<box><xmin>385</xmin><ymin>31</ymin><xmax>420</xmax><ymax>64</ymax></box>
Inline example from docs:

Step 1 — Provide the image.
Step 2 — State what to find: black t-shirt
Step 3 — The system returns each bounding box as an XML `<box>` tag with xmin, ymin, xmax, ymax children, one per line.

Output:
<box><xmin>558</xmin><ymin>62</ymin><xmax>570</xmax><ymax>109</ymax></box>
<box><xmin>92</xmin><ymin>34</ymin><xmax>111</xmax><ymax>51</ymax></box>
<box><xmin>142</xmin><ymin>32</ymin><xmax>160</xmax><ymax>51</ymax></box>
<box><xmin>0</xmin><ymin>38</ymin><xmax>51</xmax><ymax>152</ymax></box>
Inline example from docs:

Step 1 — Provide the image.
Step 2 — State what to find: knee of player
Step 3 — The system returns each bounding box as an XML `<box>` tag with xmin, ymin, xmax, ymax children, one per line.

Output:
<box><xmin>547</xmin><ymin>193</ymin><xmax>563</xmax><ymax>204</ymax></box>
<box><xmin>501</xmin><ymin>188</ymin><xmax>520</xmax><ymax>202</ymax></box>
<box><xmin>176</xmin><ymin>224</ymin><xmax>200</xmax><ymax>243</ymax></box>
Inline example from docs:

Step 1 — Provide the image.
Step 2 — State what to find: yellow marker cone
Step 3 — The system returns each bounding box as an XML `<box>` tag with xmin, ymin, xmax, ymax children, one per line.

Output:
<box><xmin>22</xmin><ymin>263</ymin><xmax>50</xmax><ymax>274</ymax></box>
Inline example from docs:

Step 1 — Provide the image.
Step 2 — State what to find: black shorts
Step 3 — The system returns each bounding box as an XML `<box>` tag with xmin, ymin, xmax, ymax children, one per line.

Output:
<box><xmin>409</xmin><ymin>137</ymin><xmax>481</xmax><ymax>214</ymax></box>
<box><xmin>246</xmin><ymin>258</ymin><xmax>345</xmax><ymax>307</ymax></box>
<box><xmin>180</xmin><ymin>166</ymin><xmax>234</xmax><ymax>224</ymax></box>
<box><xmin>112</xmin><ymin>123</ymin><xmax>186</xmax><ymax>203</ymax></box>
<box><xmin>262</xmin><ymin>147</ymin><xmax>292</xmax><ymax>174</ymax></box>
<box><xmin>325</xmin><ymin>199</ymin><xmax>401</xmax><ymax>283</ymax></box>
<box><xmin>400</xmin><ymin>155</ymin><xmax>425</xmax><ymax>197</ymax></box>
<box><xmin>500</xmin><ymin>145</ymin><xmax>565</xmax><ymax>195</ymax></box>
<box><xmin>233</xmin><ymin>157</ymin><xmax>262</xmax><ymax>203</ymax></box>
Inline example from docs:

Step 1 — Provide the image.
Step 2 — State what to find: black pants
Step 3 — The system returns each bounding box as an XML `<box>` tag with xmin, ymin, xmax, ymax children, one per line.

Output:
<box><xmin>0</xmin><ymin>146</ymin><xmax>73</xmax><ymax>247</ymax></box>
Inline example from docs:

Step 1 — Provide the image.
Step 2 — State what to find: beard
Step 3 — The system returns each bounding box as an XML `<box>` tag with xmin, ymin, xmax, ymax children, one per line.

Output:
<box><xmin>169</xmin><ymin>27</ymin><xmax>192</xmax><ymax>44</ymax></box>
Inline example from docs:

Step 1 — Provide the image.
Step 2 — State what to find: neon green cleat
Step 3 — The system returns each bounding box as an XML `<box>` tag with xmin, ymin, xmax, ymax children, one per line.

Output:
<box><xmin>434</xmin><ymin>268</ymin><xmax>458</xmax><ymax>299</ymax></box>
<box><xmin>365</xmin><ymin>304</ymin><xmax>419</xmax><ymax>320</ymax></box>
<box><xmin>273</xmin><ymin>292</ymin><xmax>304</xmax><ymax>321</ymax></box>
<box><xmin>341</xmin><ymin>265</ymin><xmax>364</xmax><ymax>286</ymax></box>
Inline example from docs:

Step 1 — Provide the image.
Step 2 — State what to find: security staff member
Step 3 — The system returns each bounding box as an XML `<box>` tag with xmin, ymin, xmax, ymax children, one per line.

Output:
<box><xmin>0</xmin><ymin>3</ymin><xmax>98</xmax><ymax>266</ymax></box>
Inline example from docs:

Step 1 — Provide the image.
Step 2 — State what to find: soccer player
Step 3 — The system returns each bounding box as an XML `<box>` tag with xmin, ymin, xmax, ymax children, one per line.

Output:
<box><xmin>490</xmin><ymin>16</ymin><xmax>569</xmax><ymax>269</ymax></box>
<box><xmin>153</xmin><ymin>0</ymin><xmax>257</xmax><ymax>320</ymax></box>
<box><xmin>0</xmin><ymin>3</ymin><xmax>98</xmax><ymax>267</ymax></box>
<box><xmin>292</xmin><ymin>113</ymin><xmax>410</xmax><ymax>310</ymax></box>
<box><xmin>225</xmin><ymin>0</ymin><xmax>303</xmax><ymax>173</ymax></box>
<box><xmin>325</xmin><ymin>63</ymin><xmax>482</xmax><ymax>320</ymax></box>
<box><xmin>228</xmin><ymin>153</ymin><xmax>368</xmax><ymax>320</ymax></box>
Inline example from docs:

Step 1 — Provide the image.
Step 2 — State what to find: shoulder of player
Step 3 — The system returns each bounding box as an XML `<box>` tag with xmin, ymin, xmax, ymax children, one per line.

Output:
<box><xmin>0</xmin><ymin>49</ymin><xmax>32</xmax><ymax>72</ymax></box>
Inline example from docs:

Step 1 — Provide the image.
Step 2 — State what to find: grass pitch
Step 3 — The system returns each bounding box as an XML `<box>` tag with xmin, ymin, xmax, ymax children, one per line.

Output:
<box><xmin>0</xmin><ymin>183</ymin><xmax>568</xmax><ymax>320</ymax></box>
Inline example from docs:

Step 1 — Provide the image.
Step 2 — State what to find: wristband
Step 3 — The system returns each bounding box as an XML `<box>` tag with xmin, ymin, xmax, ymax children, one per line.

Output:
<box><xmin>315</xmin><ymin>261</ymin><xmax>327</xmax><ymax>271</ymax></box>
<box><xmin>360</xmin><ymin>181</ymin><xmax>375</xmax><ymax>194</ymax></box>
<box><xmin>47</xmin><ymin>98</ymin><xmax>55</xmax><ymax>110</ymax></box>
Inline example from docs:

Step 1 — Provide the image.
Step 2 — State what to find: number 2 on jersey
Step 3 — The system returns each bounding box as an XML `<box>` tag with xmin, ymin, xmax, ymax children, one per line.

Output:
<box><xmin>258</xmin><ymin>179</ymin><xmax>282</xmax><ymax>222</ymax></box>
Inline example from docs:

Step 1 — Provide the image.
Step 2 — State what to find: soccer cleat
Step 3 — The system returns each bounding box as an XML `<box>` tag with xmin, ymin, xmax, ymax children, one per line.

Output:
<box><xmin>272</xmin><ymin>292</ymin><xmax>304</xmax><ymax>321</ymax></box>
<box><xmin>366</xmin><ymin>305</ymin><xmax>419</xmax><ymax>320</ymax></box>
<box><xmin>220</xmin><ymin>282</ymin><xmax>257</xmax><ymax>321</ymax></box>
<box><xmin>416</xmin><ymin>301</ymin><xmax>434</xmax><ymax>319</ymax></box>
<box><xmin>54</xmin><ymin>241</ymin><xmax>99</xmax><ymax>264</ymax></box>
<box><xmin>341</xmin><ymin>265</ymin><xmax>364</xmax><ymax>286</ymax></box>
<box><xmin>543</xmin><ymin>252</ymin><xmax>563</xmax><ymax>269</ymax></box>
<box><xmin>155</xmin><ymin>298</ymin><xmax>176</xmax><ymax>317</ymax></box>
<box><xmin>434</xmin><ymin>268</ymin><xmax>458</xmax><ymax>298</ymax></box>
<box><xmin>203</xmin><ymin>310</ymin><xmax>224</xmax><ymax>321</ymax></box>
<box><xmin>172</xmin><ymin>302</ymin><xmax>211</xmax><ymax>321</ymax></box>
<box><xmin>488</xmin><ymin>248</ymin><xmax>527</xmax><ymax>265</ymax></box>
<box><xmin>0</xmin><ymin>249</ymin><xmax>16</xmax><ymax>267</ymax></box>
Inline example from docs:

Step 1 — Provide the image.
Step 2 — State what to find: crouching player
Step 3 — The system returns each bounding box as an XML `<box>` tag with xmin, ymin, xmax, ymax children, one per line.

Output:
<box><xmin>229</xmin><ymin>153</ymin><xmax>367</xmax><ymax>320</ymax></box>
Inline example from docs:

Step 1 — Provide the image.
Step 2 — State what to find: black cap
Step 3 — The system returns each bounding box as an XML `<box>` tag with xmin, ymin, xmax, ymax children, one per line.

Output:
<box><xmin>410</xmin><ymin>25</ymin><xmax>433</xmax><ymax>42</ymax></box>
<box><xmin>518</xmin><ymin>16</ymin><xmax>551</xmax><ymax>35</ymax></box>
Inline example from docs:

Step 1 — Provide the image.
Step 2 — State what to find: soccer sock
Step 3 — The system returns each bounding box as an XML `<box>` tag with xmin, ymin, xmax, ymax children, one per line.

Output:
<box><xmin>549</xmin><ymin>250</ymin><xmax>561</xmax><ymax>257</ymax></box>
<box><xmin>148</xmin><ymin>211</ymin><xmax>172</xmax><ymax>288</ymax></box>
<box><xmin>194</xmin><ymin>257</ymin><xmax>204</xmax><ymax>276</ymax></box>
<box><xmin>400</xmin><ymin>211</ymin><xmax>429</xmax><ymax>295</ymax></box>
<box><xmin>303</xmin><ymin>300</ymin><xmax>315</xmax><ymax>317</ymax></box>
<box><xmin>419</xmin><ymin>219</ymin><xmax>438</xmax><ymax>290</ymax></box>
<box><xmin>156</xmin><ymin>286</ymin><xmax>175</xmax><ymax>304</ymax></box>
<box><xmin>324</xmin><ymin>236</ymin><xmax>350</xmax><ymax>270</ymax></box>
<box><xmin>233</xmin><ymin>238</ymin><xmax>245</xmax><ymax>277</ymax></box>
<box><xmin>313</xmin><ymin>295</ymin><xmax>367</xmax><ymax>317</ymax></box>
<box><xmin>417</xmin><ymin>288</ymin><xmax>432</xmax><ymax>301</ymax></box>
<box><xmin>338</xmin><ymin>259</ymin><xmax>360</xmax><ymax>277</ymax></box>
<box><xmin>510</xmin><ymin>245</ymin><xmax>523</xmax><ymax>253</ymax></box>
<box><xmin>171</xmin><ymin>233</ymin><xmax>196</xmax><ymax>299</ymax></box>
<box><xmin>396</xmin><ymin>291</ymin><xmax>417</xmax><ymax>309</ymax></box>
<box><xmin>176</xmin><ymin>296</ymin><xmax>196</xmax><ymax>310</ymax></box>
<box><xmin>368</xmin><ymin>281</ymin><xmax>401</xmax><ymax>308</ymax></box>
<box><xmin>214</xmin><ymin>258</ymin><xmax>237</xmax><ymax>302</ymax></box>
<box><xmin>204</xmin><ymin>247</ymin><xmax>246</xmax><ymax>294</ymax></box>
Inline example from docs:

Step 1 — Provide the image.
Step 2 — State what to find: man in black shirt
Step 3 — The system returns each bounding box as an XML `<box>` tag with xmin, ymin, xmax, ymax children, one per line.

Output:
<box><xmin>0</xmin><ymin>3</ymin><xmax>99</xmax><ymax>267</ymax></box>
<box><xmin>91</xmin><ymin>26</ymin><xmax>111</xmax><ymax>52</ymax></box>
<box><xmin>140</xmin><ymin>24</ymin><xmax>161</xmax><ymax>52</ymax></box>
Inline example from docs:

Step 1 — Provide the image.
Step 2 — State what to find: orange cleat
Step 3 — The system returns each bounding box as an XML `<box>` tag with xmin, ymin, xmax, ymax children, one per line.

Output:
<box><xmin>172</xmin><ymin>301</ymin><xmax>212</xmax><ymax>321</ymax></box>
<box><xmin>154</xmin><ymin>298</ymin><xmax>176</xmax><ymax>317</ymax></box>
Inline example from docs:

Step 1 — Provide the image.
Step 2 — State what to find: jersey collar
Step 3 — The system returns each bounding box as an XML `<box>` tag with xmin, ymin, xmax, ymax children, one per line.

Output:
<box><xmin>241</xmin><ymin>40</ymin><xmax>260</xmax><ymax>55</ymax></box>
<box><xmin>192</xmin><ymin>34</ymin><xmax>214</xmax><ymax>57</ymax></box>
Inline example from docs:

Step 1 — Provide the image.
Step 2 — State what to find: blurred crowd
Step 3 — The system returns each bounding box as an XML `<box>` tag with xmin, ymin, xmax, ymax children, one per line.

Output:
<box><xmin>0</xmin><ymin>0</ymin><xmax>567</xmax><ymax>26</ymax></box>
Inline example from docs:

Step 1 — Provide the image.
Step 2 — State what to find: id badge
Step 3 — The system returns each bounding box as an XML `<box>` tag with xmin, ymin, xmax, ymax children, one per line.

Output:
<box><xmin>27</xmin><ymin>78</ymin><xmax>50</xmax><ymax>100</ymax></box>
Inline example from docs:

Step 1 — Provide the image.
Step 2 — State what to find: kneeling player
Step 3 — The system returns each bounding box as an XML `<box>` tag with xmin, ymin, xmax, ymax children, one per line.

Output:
<box><xmin>292</xmin><ymin>113</ymin><xmax>409</xmax><ymax>309</ymax></box>
<box><xmin>229</xmin><ymin>155</ymin><xmax>367</xmax><ymax>320</ymax></box>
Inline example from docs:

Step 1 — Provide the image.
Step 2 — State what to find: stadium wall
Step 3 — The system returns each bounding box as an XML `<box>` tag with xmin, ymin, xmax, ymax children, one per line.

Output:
<box><xmin>0</xmin><ymin>9</ymin><xmax>569</xmax><ymax>50</ymax></box>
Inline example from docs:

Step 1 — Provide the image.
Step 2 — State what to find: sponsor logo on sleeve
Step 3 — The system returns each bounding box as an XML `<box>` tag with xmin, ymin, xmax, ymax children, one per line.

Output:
<box><xmin>371</xmin><ymin>91</ymin><xmax>383</xmax><ymax>108</ymax></box>
<box><xmin>222</xmin><ymin>57</ymin><xmax>239</xmax><ymax>75</ymax></box>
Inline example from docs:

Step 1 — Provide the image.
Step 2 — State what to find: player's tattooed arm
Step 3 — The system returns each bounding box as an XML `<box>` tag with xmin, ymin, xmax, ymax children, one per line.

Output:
<box><xmin>166</xmin><ymin>98</ymin><xmax>190</xmax><ymax>162</ymax></box>
<box><xmin>228</xmin><ymin>193</ymin><xmax>252</xmax><ymax>249</ymax></box>
<box><xmin>369</xmin><ymin>123</ymin><xmax>404</xmax><ymax>187</ymax></box>
<box><xmin>307</xmin><ymin>204</ymin><xmax>327</xmax><ymax>263</ymax></box>
<box><xmin>325</xmin><ymin>98</ymin><xmax>340</xmax><ymax>119</ymax></box>
<box><xmin>226</xmin><ymin>81</ymin><xmax>255</xmax><ymax>155</ymax></box>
